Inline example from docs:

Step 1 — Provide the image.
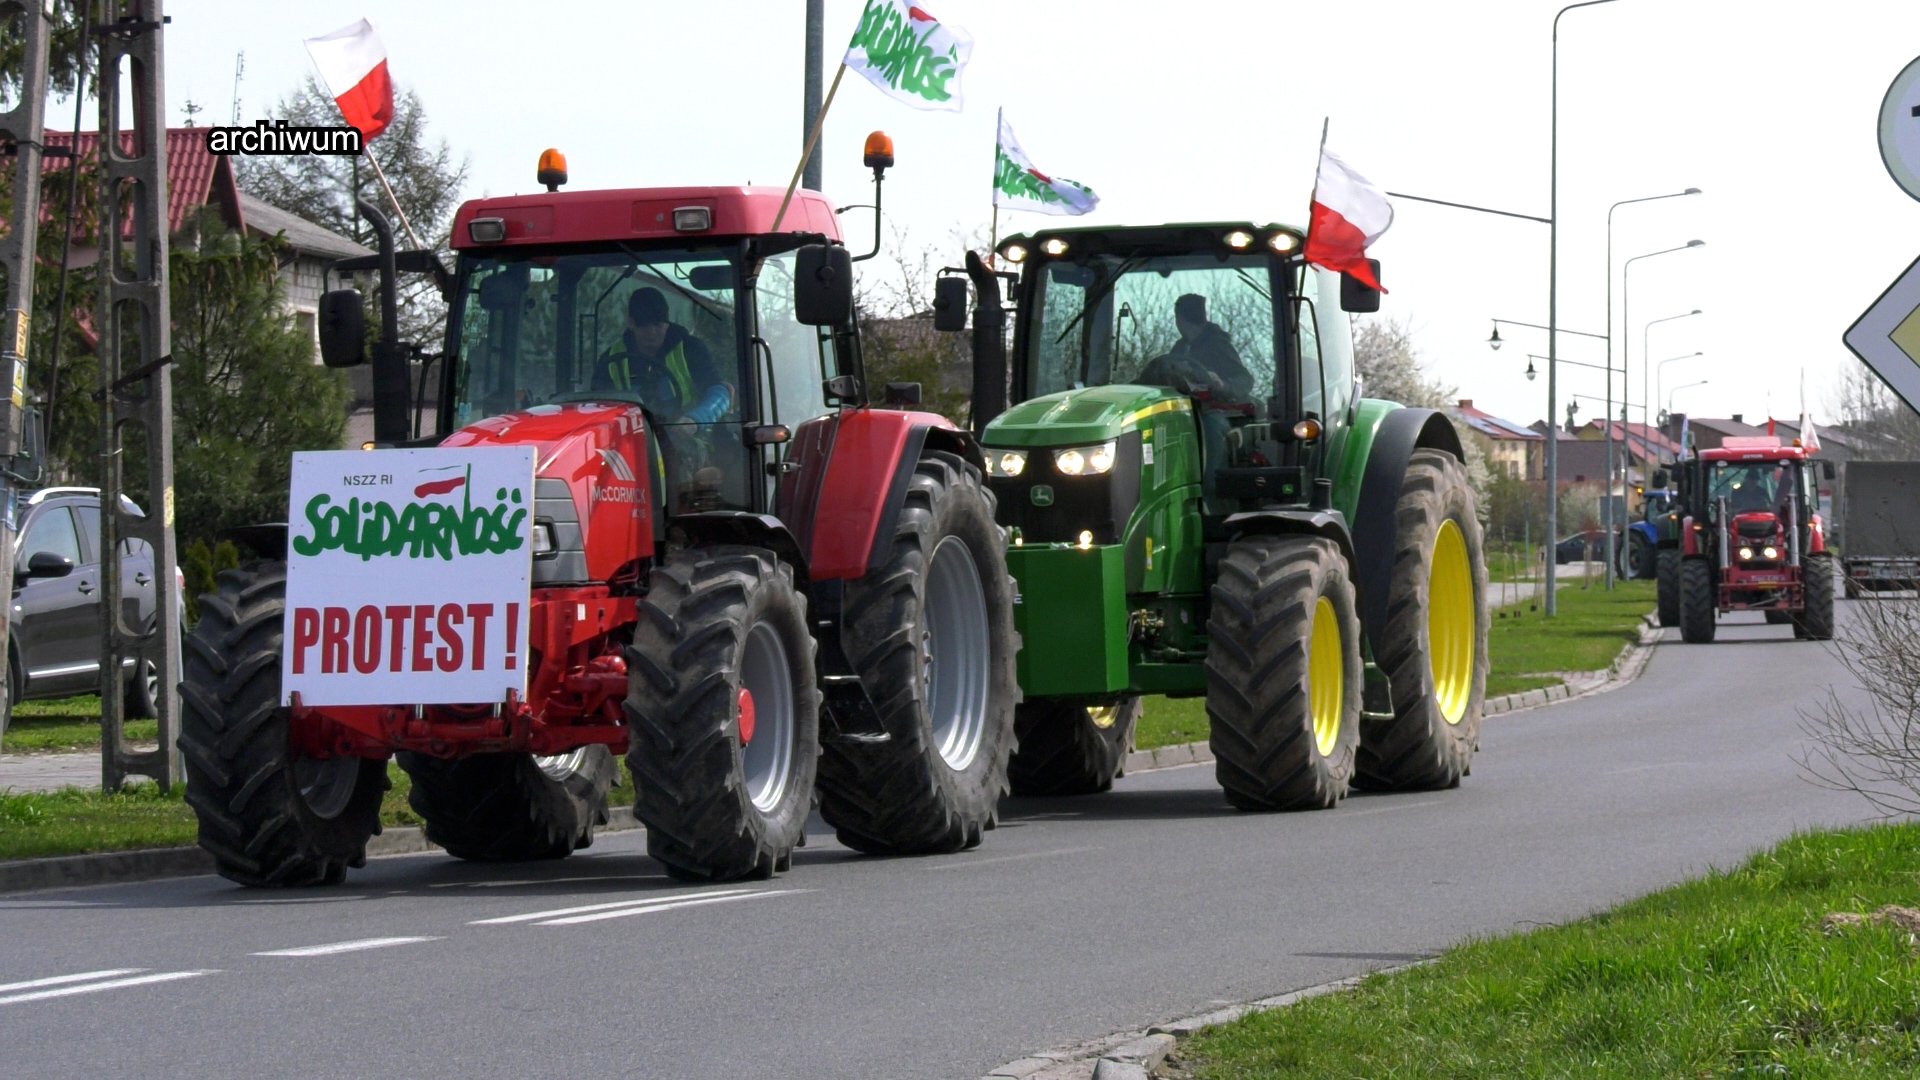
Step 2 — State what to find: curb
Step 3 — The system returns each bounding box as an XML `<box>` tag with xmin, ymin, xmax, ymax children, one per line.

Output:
<box><xmin>0</xmin><ymin>807</ymin><xmax>640</xmax><ymax>896</ymax></box>
<box><xmin>981</xmin><ymin>965</ymin><xmax>1427</xmax><ymax>1079</ymax></box>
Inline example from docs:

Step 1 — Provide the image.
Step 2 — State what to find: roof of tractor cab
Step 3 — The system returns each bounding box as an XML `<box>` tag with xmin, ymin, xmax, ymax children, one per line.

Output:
<box><xmin>1002</xmin><ymin>220</ymin><xmax>1308</xmax><ymax>255</ymax></box>
<box><xmin>449</xmin><ymin>186</ymin><xmax>842</xmax><ymax>250</ymax></box>
<box><xmin>1698</xmin><ymin>436</ymin><xmax>1813</xmax><ymax>463</ymax></box>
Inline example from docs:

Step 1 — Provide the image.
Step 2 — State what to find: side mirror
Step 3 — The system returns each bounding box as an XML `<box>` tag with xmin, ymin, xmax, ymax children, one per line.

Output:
<box><xmin>1340</xmin><ymin>261</ymin><xmax>1382</xmax><ymax>313</ymax></box>
<box><xmin>1651</xmin><ymin>469</ymin><xmax>1669</xmax><ymax>489</ymax></box>
<box><xmin>1822</xmin><ymin>460</ymin><xmax>1835</xmax><ymax>480</ymax></box>
<box><xmin>932</xmin><ymin>277</ymin><xmax>969</xmax><ymax>333</ymax></box>
<box><xmin>794</xmin><ymin>244</ymin><xmax>854</xmax><ymax>326</ymax></box>
<box><xmin>25</xmin><ymin>550</ymin><xmax>75</xmax><ymax>579</ymax></box>
<box><xmin>318</xmin><ymin>289</ymin><xmax>366</xmax><ymax>368</ymax></box>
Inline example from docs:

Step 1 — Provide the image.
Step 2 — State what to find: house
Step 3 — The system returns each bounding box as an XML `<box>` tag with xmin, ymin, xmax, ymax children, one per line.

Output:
<box><xmin>1527</xmin><ymin>421</ymin><xmax>1604</xmax><ymax>486</ymax></box>
<box><xmin>1577</xmin><ymin>419</ymin><xmax>1683</xmax><ymax>487</ymax></box>
<box><xmin>39</xmin><ymin>128</ymin><xmax>371</xmax><ymax>362</ymax></box>
<box><xmin>1451</xmin><ymin>399</ymin><xmax>1544</xmax><ymax>480</ymax></box>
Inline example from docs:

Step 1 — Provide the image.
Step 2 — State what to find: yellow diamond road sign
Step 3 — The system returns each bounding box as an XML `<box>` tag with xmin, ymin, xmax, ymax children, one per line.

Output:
<box><xmin>1845</xmin><ymin>254</ymin><xmax>1920</xmax><ymax>414</ymax></box>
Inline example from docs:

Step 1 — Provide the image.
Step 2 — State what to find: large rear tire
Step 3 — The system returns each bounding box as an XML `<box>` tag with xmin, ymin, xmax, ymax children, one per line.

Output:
<box><xmin>179</xmin><ymin>561</ymin><xmax>386</xmax><ymax>886</ymax></box>
<box><xmin>1356</xmin><ymin>450</ymin><xmax>1488</xmax><ymax>791</ymax></box>
<box><xmin>1655</xmin><ymin>549</ymin><xmax>1680</xmax><ymax>628</ymax></box>
<box><xmin>1207</xmin><ymin>535</ymin><xmax>1360</xmax><ymax>810</ymax></box>
<box><xmin>1796</xmin><ymin>553</ymin><xmax>1836</xmax><ymax>641</ymax></box>
<box><xmin>1678</xmin><ymin>558</ymin><xmax>1717</xmax><ymax>643</ymax></box>
<box><xmin>1619</xmin><ymin>530</ymin><xmax>1654</xmax><ymax>580</ymax></box>
<box><xmin>626</xmin><ymin>547</ymin><xmax>819</xmax><ymax>882</ymax></box>
<box><xmin>816</xmin><ymin>451</ymin><xmax>1018</xmax><ymax>856</ymax></box>
<box><xmin>1007</xmin><ymin>697</ymin><xmax>1140</xmax><ymax>797</ymax></box>
<box><xmin>398</xmin><ymin>747</ymin><xmax>615</xmax><ymax>862</ymax></box>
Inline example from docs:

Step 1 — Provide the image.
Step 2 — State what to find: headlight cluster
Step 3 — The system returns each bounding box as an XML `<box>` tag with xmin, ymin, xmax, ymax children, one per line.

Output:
<box><xmin>532</xmin><ymin>523</ymin><xmax>555</xmax><ymax>554</ymax></box>
<box><xmin>1053</xmin><ymin>440</ymin><xmax>1117</xmax><ymax>476</ymax></box>
<box><xmin>985</xmin><ymin>449</ymin><xmax>1028</xmax><ymax>478</ymax></box>
<box><xmin>1736</xmin><ymin>545</ymin><xmax>1782</xmax><ymax>562</ymax></box>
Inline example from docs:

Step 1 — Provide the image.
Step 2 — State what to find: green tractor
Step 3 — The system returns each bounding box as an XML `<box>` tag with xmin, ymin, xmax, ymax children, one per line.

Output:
<box><xmin>934</xmin><ymin>222</ymin><xmax>1486</xmax><ymax>808</ymax></box>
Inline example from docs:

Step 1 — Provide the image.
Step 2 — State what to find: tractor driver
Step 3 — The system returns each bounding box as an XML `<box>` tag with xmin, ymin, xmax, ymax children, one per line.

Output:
<box><xmin>597</xmin><ymin>287</ymin><xmax>732</xmax><ymax>424</ymax></box>
<box><xmin>1139</xmin><ymin>294</ymin><xmax>1256</xmax><ymax>403</ymax></box>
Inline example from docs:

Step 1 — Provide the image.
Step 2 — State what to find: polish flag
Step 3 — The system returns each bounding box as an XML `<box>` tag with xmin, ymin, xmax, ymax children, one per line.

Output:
<box><xmin>303</xmin><ymin>19</ymin><xmax>395</xmax><ymax>141</ymax></box>
<box><xmin>1303</xmin><ymin>147</ymin><xmax>1392</xmax><ymax>291</ymax></box>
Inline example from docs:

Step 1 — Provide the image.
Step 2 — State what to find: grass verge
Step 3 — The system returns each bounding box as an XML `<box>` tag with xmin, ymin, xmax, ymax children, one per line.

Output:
<box><xmin>1172</xmin><ymin>822</ymin><xmax>1920</xmax><ymax>1078</ymax></box>
<box><xmin>0</xmin><ymin>695</ymin><xmax>149</xmax><ymax>754</ymax></box>
<box><xmin>0</xmin><ymin>757</ymin><xmax>637</xmax><ymax>863</ymax></box>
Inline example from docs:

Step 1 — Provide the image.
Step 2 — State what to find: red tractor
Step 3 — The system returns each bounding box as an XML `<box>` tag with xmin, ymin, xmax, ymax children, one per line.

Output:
<box><xmin>1671</xmin><ymin>437</ymin><xmax>1834</xmax><ymax>643</ymax></box>
<box><xmin>180</xmin><ymin>142</ymin><xmax>1020</xmax><ymax>885</ymax></box>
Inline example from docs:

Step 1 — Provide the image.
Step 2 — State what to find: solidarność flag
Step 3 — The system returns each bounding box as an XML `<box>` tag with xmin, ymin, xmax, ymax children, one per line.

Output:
<box><xmin>304</xmin><ymin>18</ymin><xmax>395</xmax><ymax>141</ymax></box>
<box><xmin>1303</xmin><ymin>147</ymin><xmax>1392</xmax><ymax>291</ymax></box>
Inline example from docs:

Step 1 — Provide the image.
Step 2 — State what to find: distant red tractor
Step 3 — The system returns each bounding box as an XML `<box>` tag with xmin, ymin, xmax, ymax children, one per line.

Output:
<box><xmin>1668</xmin><ymin>437</ymin><xmax>1834</xmax><ymax>643</ymax></box>
<box><xmin>180</xmin><ymin>143</ymin><xmax>1020</xmax><ymax>886</ymax></box>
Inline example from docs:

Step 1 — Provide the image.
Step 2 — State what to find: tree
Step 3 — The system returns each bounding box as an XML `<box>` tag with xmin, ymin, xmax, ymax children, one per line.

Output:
<box><xmin>1801</xmin><ymin>588</ymin><xmax>1920</xmax><ymax>816</ymax></box>
<box><xmin>0</xmin><ymin>0</ymin><xmax>88</xmax><ymax>103</ymax></box>
<box><xmin>236</xmin><ymin>77</ymin><xmax>468</xmax><ymax>348</ymax></box>
<box><xmin>166</xmin><ymin>210</ymin><xmax>349</xmax><ymax>548</ymax></box>
<box><xmin>1827</xmin><ymin>358</ymin><xmax>1920</xmax><ymax>460</ymax></box>
<box><xmin>1353</xmin><ymin>317</ymin><xmax>1454</xmax><ymax>410</ymax></box>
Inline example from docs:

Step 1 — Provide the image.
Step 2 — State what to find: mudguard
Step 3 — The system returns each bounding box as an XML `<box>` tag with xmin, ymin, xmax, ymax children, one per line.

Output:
<box><xmin>782</xmin><ymin>408</ymin><xmax>983</xmax><ymax>582</ymax></box>
<box><xmin>673</xmin><ymin>512</ymin><xmax>810</xmax><ymax>589</ymax></box>
<box><xmin>1350</xmin><ymin>407</ymin><xmax>1466</xmax><ymax>651</ymax></box>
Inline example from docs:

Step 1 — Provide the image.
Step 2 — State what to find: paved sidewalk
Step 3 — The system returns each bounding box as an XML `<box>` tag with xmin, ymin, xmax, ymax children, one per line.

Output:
<box><xmin>0</xmin><ymin>751</ymin><xmax>130</xmax><ymax>794</ymax></box>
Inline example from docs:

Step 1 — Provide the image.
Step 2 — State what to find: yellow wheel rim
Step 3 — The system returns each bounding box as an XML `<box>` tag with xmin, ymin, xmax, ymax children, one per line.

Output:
<box><xmin>1088</xmin><ymin>706</ymin><xmax>1117</xmax><ymax>730</ymax></box>
<box><xmin>1429</xmin><ymin>518</ymin><xmax>1475</xmax><ymax>724</ymax></box>
<box><xmin>1308</xmin><ymin>595</ymin><xmax>1344</xmax><ymax>757</ymax></box>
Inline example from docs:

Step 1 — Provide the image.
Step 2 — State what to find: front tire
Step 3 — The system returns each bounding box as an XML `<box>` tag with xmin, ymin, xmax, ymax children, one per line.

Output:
<box><xmin>1796</xmin><ymin>553</ymin><xmax>1835</xmax><ymax>641</ymax></box>
<box><xmin>1678</xmin><ymin>558</ymin><xmax>1716</xmax><ymax>643</ymax></box>
<box><xmin>816</xmin><ymin>451</ymin><xmax>1019</xmax><ymax>856</ymax></box>
<box><xmin>1620</xmin><ymin>530</ymin><xmax>1654</xmax><ymax>580</ymax></box>
<box><xmin>398</xmin><ymin>747</ymin><xmax>615</xmax><ymax>861</ymax></box>
<box><xmin>1655</xmin><ymin>549</ymin><xmax>1680</xmax><ymax>627</ymax></box>
<box><xmin>1356</xmin><ymin>449</ymin><xmax>1488</xmax><ymax>791</ymax></box>
<box><xmin>1207</xmin><ymin>535</ymin><xmax>1360</xmax><ymax>810</ymax></box>
<box><xmin>1008</xmin><ymin>697</ymin><xmax>1140</xmax><ymax>797</ymax></box>
<box><xmin>626</xmin><ymin>547</ymin><xmax>819</xmax><ymax>882</ymax></box>
<box><xmin>179</xmin><ymin>561</ymin><xmax>386</xmax><ymax>886</ymax></box>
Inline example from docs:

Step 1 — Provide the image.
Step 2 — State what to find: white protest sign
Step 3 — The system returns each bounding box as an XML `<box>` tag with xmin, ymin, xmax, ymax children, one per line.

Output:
<box><xmin>282</xmin><ymin>447</ymin><xmax>535</xmax><ymax>706</ymax></box>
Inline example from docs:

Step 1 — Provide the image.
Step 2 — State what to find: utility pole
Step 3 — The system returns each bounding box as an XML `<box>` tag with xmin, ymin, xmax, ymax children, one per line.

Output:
<box><xmin>802</xmin><ymin>0</ymin><xmax>824</xmax><ymax>191</ymax></box>
<box><xmin>96</xmin><ymin>0</ymin><xmax>183</xmax><ymax>791</ymax></box>
<box><xmin>0</xmin><ymin>0</ymin><xmax>54</xmax><ymax>741</ymax></box>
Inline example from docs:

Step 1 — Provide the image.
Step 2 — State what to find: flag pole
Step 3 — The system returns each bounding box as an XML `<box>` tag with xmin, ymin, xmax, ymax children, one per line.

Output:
<box><xmin>773</xmin><ymin>62</ymin><xmax>847</xmax><ymax>232</ymax></box>
<box><xmin>1306</xmin><ymin>116</ymin><xmax>1329</xmax><ymax>230</ymax></box>
<box><xmin>988</xmin><ymin>106</ymin><xmax>1002</xmax><ymax>267</ymax></box>
<box><xmin>363</xmin><ymin>148</ymin><xmax>423</xmax><ymax>249</ymax></box>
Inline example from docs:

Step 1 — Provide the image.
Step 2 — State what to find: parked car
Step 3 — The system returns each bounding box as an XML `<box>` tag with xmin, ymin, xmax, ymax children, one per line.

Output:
<box><xmin>1</xmin><ymin>487</ymin><xmax>182</xmax><ymax>740</ymax></box>
<box><xmin>1554</xmin><ymin>532</ymin><xmax>1600</xmax><ymax>565</ymax></box>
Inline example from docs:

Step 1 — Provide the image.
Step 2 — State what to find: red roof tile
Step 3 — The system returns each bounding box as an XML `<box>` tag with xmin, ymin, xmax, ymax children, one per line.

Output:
<box><xmin>37</xmin><ymin>128</ymin><xmax>241</xmax><ymax>238</ymax></box>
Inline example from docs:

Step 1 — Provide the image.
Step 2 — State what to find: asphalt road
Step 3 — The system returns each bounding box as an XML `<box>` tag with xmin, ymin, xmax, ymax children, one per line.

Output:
<box><xmin>0</xmin><ymin>609</ymin><xmax>1878</xmax><ymax>1079</ymax></box>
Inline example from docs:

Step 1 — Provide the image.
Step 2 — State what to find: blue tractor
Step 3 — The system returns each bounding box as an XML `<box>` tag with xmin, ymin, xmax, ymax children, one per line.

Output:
<box><xmin>1617</xmin><ymin>483</ymin><xmax>1671</xmax><ymax>581</ymax></box>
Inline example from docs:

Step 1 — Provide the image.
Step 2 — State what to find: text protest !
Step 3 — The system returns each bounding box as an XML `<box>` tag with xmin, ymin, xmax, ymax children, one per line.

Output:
<box><xmin>282</xmin><ymin>447</ymin><xmax>536</xmax><ymax>706</ymax></box>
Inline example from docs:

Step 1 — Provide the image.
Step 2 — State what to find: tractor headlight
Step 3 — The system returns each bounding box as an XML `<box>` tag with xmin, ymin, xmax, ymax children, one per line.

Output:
<box><xmin>532</xmin><ymin>523</ymin><xmax>555</xmax><ymax>554</ymax></box>
<box><xmin>985</xmin><ymin>449</ymin><xmax>1028</xmax><ymax>478</ymax></box>
<box><xmin>1763</xmin><ymin>545</ymin><xmax>1779</xmax><ymax>560</ymax></box>
<box><xmin>1738</xmin><ymin>546</ymin><xmax>1754</xmax><ymax>561</ymax></box>
<box><xmin>1053</xmin><ymin>441</ymin><xmax>1117</xmax><ymax>476</ymax></box>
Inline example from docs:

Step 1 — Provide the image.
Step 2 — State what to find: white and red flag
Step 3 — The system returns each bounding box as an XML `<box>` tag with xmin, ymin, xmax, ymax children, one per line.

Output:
<box><xmin>1303</xmin><ymin>147</ymin><xmax>1392</xmax><ymax>291</ymax></box>
<box><xmin>303</xmin><ymin>18</ymin><xmax>395</xmax><ymax>141</ymax></box>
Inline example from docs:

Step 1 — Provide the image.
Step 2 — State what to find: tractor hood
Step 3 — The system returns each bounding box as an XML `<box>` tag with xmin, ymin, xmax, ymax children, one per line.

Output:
<box><xmin>440</xmin><ymin>401</ymin><xmax>648</xmax><ymax>484</ymax></box>
<box><xmin>983</xmin><ymin>385</ymin><xmax>1189</xmax><ymax>449</ymax></box>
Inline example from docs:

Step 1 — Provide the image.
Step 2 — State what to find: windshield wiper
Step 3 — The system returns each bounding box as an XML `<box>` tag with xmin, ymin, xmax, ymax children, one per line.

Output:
<box><xmin>616</xmin><ymin>243</ymin><xmax>730</xmax><ymax>323</ymax></box>
<box><xmin>1052</xmin><ymin>255</ymin><xmax>1148</xmax><ymax>347</ymax></box>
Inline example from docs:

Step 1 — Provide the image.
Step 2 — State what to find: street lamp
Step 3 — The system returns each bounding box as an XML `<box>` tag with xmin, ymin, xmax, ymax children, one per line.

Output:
<box><xmin>1655</xmin><ymin>350</ymin><xmax>1705</xmax><ymax>429</ymax></box>
<box><xmin>1668</xmin><ymin>379</ymin><xmax>1709</xmax><ymax>416</ymax></box>
<box><xmin>1528</xmin><ymin>353</ymin><xmax>1620</xmax><ymax>378</ymax></box>
<box><xmin>1643</xmin><ymin>309</ymin><xmax>1702</xmax><ymax>430</ymax></box>
<box><xmin>1489</xmin><ymin>318</ymin><xmax>1606</xmax><ymax>351</ymax></box>
<box><xmin>1546</xmin><ymin>0</ymin><xmax>1624</xmax><ymax>613</ymax></box>
<box><xmin>1610</xmin><ymin>239</ymin><xmax>1704</xmax><ymax>586</ymax></box>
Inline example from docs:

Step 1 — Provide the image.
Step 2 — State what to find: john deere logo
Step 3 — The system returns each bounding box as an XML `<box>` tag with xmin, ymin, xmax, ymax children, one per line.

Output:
<box><xmin>1030</xmin><ymin>485</ymin><xmax>1054</xmax><ymax>507</ymax></box>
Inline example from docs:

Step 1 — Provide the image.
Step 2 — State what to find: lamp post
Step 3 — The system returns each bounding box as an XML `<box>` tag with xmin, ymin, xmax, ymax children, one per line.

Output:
<box><xmin>1545</xmin><ymin>0</ymin><xmax>1623</xmax><ymax>614</ymax></box>
<box><xmin>1643</xmin><ymin>310</ymin><xmax>1702</xmax><ymax>430</ymax></box>
<box><xmin>1605</xmin><ymin>189</ymin><xmax>1700</xmax><ymax>584</ymax></box>
<box><xmin>1668</xmin><ymin>378</ymin><xmax>1709</xmax><ymax>416</ymax></box>
<box><xmin>1611</xmin><ymin>239</ymin><xmax>1704</xmax><ymax>587</ymax></box>
<box><xmin>1655</xmin><ymin>350</ymin><xmax>1705</xmax><ymax>426</ymax></box>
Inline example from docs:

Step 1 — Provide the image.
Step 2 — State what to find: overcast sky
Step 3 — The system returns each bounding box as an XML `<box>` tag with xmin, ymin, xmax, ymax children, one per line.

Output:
<box><xmin>150</xmin><ymin>0</ymin><xmax>1920</xmax><ymax>431</ymax></box>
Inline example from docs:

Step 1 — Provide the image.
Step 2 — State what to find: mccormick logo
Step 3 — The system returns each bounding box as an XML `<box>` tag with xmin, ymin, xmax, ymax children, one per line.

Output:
<box><xmin>292</xmin><ymin>465</ymin><xmax>528</xmax><ymax>561</ymax></box>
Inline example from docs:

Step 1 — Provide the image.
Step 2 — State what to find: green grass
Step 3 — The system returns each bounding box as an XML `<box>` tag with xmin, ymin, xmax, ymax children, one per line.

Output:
<box><xmin>0</xmin><ymin>757</ymin><xmax>638</xmax><ymax>863</ymax></box>
<box><xmin>1489</xmin><ymin>579</ymin><xmax>1654</xmax><ymax>683</ymax></box>
<box><xmin>0</xmin><ymin>695</ymin><xmax>150</xmax><ymax>754</ymax></box>
<box><xmin>1136</xmin><ymin>696</ymin><xmax>1209</xmax><ymax>752</ymax></box>
<box><xmin>1174</xmin><ymin>822</ymin><xmax>1920</xmax><ymax>1078</ymax></box>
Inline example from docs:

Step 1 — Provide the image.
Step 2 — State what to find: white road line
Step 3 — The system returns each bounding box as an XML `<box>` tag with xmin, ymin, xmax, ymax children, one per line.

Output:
<box><xmin>252</xmin><ymin>936</ymin><xmax>440</xmax><ymax>958</ymax></box>
<box><xmin>536</xmin><ymin>889</ymin><xmax>803</xmax><ymax>926</ymax></box>
<box><xmin>0</xmin><ymin>970</ymin><xmax>214</xmax><ymax>1006</ymax></box>
<box><xmin>0</xmin><ymin>969</ymin><xmax>143</xmax><ymax>995</ymax></box>
<box><xmin>469</xmin><ymin>888</ymin><xmax>755</xmax><ymax>926</ymax></box>
<box><xmin>926</xmin><ymin>846</ymin><xmax>1102</xmax><ymax>870</ymax></box>
<box><xmin>1339</xmin><ymin>798</ymin><xmax>1443</xmax><ymax>819</ymax></box>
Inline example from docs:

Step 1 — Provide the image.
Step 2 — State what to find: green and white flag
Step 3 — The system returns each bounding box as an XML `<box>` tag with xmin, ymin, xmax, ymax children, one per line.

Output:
<box><xmin>844</xmin><ymin>1</ymin><xmax>972</xmax><ymax>112</ymax></box>
<box><xmin>993</xmin><ymin>113</ymin><xmax>1098</xmax><ymax>215</ymax></box>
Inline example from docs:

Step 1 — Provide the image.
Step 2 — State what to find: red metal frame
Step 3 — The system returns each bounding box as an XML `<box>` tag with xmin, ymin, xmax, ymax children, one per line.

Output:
<box><xmin>790</xmin><ymin>409</ymin><xmax>962</xmax><ymax>581</ymax></box>
<box><xmin>450</xmin><ymin>185</ymin><xmax>845</xmax><ymax>250</ymax></box>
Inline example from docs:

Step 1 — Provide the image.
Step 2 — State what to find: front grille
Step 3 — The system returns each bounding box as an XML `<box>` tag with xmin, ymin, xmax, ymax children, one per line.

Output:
<box><xmin>1735</xmin><ymin>519</ymin><xmax>1777</xmax><ymax>540</ymax></box>
<box><xmin>533</xmin><ymin>477</ymin><xmax>588</xmax><ymax>584</ymax></box>
<box><xmin>986</xmin><ymin>432</ymin><xmax>1142</xmax><ymax>544</ymax></box>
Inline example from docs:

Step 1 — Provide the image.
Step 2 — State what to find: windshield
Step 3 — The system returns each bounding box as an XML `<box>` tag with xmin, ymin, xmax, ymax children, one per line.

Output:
<box><xmin>1024</xmin><ymin>253</ymin><xmax>1282</xmax><ymax>406</ymax></box>
<box><xmin>1707</xmin><ymin>462</ymin><xmax>1795</xmax><ymax>513</ymax></box>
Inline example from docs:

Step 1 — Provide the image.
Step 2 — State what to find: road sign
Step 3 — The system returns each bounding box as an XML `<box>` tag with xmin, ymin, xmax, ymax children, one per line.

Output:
<box><xmin>1844</xmin><ymin>254</ymin><xmax>1920</xmax><ymax>414</ymax></box>
<box><xmin>1880</xmin><ymin>55</ymin><xmax>1920</xmax><ymax>202</ymax></box>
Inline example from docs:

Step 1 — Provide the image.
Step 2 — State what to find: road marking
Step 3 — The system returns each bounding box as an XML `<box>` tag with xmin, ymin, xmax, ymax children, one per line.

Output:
<box><xmin>1339</xmin><ymin>798</ymin><xmax>1442</xmax><ymax>819</ymax></box>
<box><xmin>0</xmin><ymin>969</ymin><xmax>143</xmax><ymax>995</ymax></box>
<box><xmin>535</xmin><ymin>889</ymin><xmax>803</xmax><ymax>926</ymax></box>
<box><xmin>469</xmin><ymin>888</ymin><xmax>756</xmax><ymax>925</ymax></box>
<box><xmin>0</xmin><ymin>970</ymin><xmax>214</xmax><ymax>1006</ymax></box>
<box><xmin>252</xmin><ymin>936</ymin><xmax>440</xmax><ymax>958</ymax></box>
<box><xmin>926</xmin><ymin>846</ymin><xmax>1101</xmax><ymax>870</ymax></box>
<box><xmin>227</xmin><ymin>895</ymin><xmax>370</xmax><ymax>905</ymax></box>
<box><xmin>431</xmin><ymin>875</ymin><xmax>654</xmax><ymax>890</ymax></box>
